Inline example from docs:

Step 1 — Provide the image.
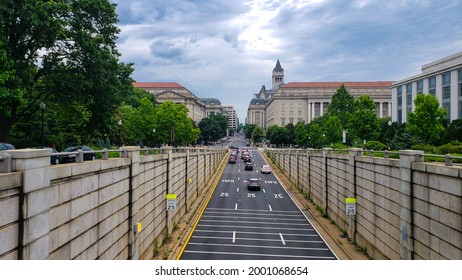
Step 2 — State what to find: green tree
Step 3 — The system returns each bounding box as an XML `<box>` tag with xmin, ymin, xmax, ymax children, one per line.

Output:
<box><xmin>328</xmin><ymin>84</ymin><xmax>355</xmax><ymax>127</ymax></box>
<box><xmin>322</xmin><ymin>115</ymin><xmax>343</xmax><ymax>145</ymax></box>
<box><xmin>407</xmin><ymin>94</ymin><xmax>446</xmax><ymax>148</ymax></box>
<box><xmin>444</xmin><ymin>119</ymin><xmax>462</xmax><ymax>144</ymax></box>
<box><xmin>348</xmin><ymin>95</ymin><xmax>380</xmax><ymax>143</ymax></box>
<box><xmin>0</xmin><ymin>0</ymin><xmax>134</xmax><ymax>144</ymax></box>
<box><xmin>308</xmin><ymin>123</ymin><xmax>324</xmax><ymax>148</ymax></box>
<box><xmin>294</xmin><ymin>122</ymin><xmax>309</xmax><ymax>147</ymax></box>
<box><xmin>285</xmin><ymin>123</ymin><xmax>295</xmax><ymax>145</ymax></box>
<box><xmin>153</xmin><ymin>102</ymin><xmax>198</xmax><ymax>146</ymax></box>
<box><xmin>243</xmin><ymin>124</ymin><xmax>257</xmax><ymax>139</ymax></box>
<box><xmin>251</xmin><ymin>127</ymin><xmax>264</xmax><ymax>144</ymax></box>
<box><xmin>265</xmin><ymin>125</ymin><xmax>289</xmax><ymax>146</ymax></box>
<box><xmin>198</xmin><ymin>113</ymin><xmax>228</xmax><ymax>144</ymax></box>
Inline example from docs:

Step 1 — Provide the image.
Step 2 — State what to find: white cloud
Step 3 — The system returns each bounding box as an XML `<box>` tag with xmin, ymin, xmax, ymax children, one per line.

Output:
<box><xmin>111</xmin><ymin>0</ymin><xmax>462</xmax><ymax>122</ymax></box>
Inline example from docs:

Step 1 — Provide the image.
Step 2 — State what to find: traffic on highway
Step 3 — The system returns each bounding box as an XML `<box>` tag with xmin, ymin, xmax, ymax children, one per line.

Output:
<box><xmin>179</xmin><ymin>137</ymin><xmax>338</xmax><ymax>260</ymax></box>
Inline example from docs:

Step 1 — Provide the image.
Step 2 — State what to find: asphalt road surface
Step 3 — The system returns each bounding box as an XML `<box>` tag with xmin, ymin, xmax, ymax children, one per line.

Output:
<box><xmin>179</xmin><ymin>137</ymin><xmax>338</xmax><ymax>260</ymax></box>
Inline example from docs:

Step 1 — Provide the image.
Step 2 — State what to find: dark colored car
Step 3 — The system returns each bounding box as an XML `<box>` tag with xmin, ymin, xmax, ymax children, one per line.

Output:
<box><xmin>35</xmin><ymin>147</ymin><xmax>62</xmax><ymax>165</ymax></box>
<box><xmin>61</xmin><ymin>145</ymin><xmax>96</xmax><ymax>163</ymax></box>
<box><xmin>243</xmin><ymin>155</ymin><xmax>251</xmax><ymax>162</ymax></box>
<box><xmin>228</xmin><ymin>155</ymin><xmax>237</xmax><ymax>164</ymax></box>
<box><xmin>0</xmin><ymin>143</ymin><xmax>15</xmax><ymax>151</ymax></box>
<box><xmin>245</xmin><ymin>178</ymin><xmax>261</xmax><ymax>191</ymax></box>
<box><xmin>244</xmin><ymin>162</ymin><xmax>253</xmax><ymax>170</ymax></box>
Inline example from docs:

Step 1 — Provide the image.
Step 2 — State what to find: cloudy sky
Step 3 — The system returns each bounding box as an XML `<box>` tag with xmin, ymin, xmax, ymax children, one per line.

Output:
<box><xmin>110</xmin><ymin>0</ymin><xmax>462</xmax><ymax>122</ymax></box>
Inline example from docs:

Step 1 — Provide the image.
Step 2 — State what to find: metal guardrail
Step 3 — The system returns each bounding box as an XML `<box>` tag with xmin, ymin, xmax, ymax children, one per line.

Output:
<box><xmin>0</xmin><ymin>147</ymin><xmax>228</xmax><ymax>173</ymax></box>
<box><xmin>0</xmin><ymin>153</ymin><xmax>12</xmax><ymax>173</ymax></box>
<box><xmin>264</xmin><ymin>148</ymin><xmax>462</xmax><ymax>167</ymax></box>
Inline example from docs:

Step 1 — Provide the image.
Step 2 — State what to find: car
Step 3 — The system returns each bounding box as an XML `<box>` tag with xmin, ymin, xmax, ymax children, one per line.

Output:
<box><xmin>0</xmin><ymin>143</ymin><xmax>15</xmax><ymax>151</ymax></box>
<box><xmin>244</xmin><ymin>162</ymin><xmax>253</xmax><ymax>170</ymax></box>
<box><xmin>61</xmin><ymin>145</ymin><xmax>96</xmax><ymax>163</ymax></box>
<box><xmin>261</xmin><ymin>165</ymin><xmax>271</xmax><ymax>174</ymax></box>
<box><xmin>228</xmin><ymin>155</ymin><xmax>237</xmax><ymax>164</ymax></box>
<box><xmin>243</xmin><ymin>155</ymin><xmax>251</xmax><ymax>162</ymax></box>
<box><xmin>35</xmin><ymin>147</ymin><xmax>62</xmax><ymax>165</ymax></box>
<box><xmin>245</xmin><ymin>178</ymin><xmax>261</xmax><ymax>191</ymax></box>
<box><xmin>246</xmin><ymin>142</ymin><xmax>251</xmax><ymax>146</ymax></box>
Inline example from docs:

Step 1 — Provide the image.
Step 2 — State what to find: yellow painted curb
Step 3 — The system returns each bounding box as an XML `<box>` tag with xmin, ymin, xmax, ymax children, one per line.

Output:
<box><xmin>176</xmin><ymin>152</ymin><xmax>229</xmax><ymax>260</ymax></box>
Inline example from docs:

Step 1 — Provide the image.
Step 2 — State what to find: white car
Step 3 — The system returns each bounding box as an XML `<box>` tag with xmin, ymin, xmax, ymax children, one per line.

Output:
<box><xmin>261</xmin><ymin>165</ymin><xmax>271</xmax><ymax>174</ymax></box>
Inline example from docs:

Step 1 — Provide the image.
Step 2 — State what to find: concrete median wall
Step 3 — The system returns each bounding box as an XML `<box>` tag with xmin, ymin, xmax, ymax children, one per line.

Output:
<box><xmin>266</xmin><ymin>148</ymin><xmax>462</xmax><ymax>260</ymax></box>
<box><xmin>0</xmin><ymin>146</ymin><xmax>226</xmax><ymax>260</ymax></box>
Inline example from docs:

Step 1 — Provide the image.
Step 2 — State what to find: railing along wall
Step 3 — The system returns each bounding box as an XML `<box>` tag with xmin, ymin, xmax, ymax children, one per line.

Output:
<box><xmin>0</xmin><ymin>146</ymin><xmax>227</xmax><ymax>260</ymax></box>
<box><xmin>265</xmin><ymin>148</ymin><xmax>462</xmax><ymax>260</ymax></box>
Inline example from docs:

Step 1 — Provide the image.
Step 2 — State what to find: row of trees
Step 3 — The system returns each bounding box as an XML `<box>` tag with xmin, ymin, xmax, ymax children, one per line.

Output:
<box><xmin>1</xmin><ymin>0</ymin><xmax>232</xmax><ymax>151</ymax></box>
<box><xmin>243</xmin><ymin>85</ymin><xmax>461</xmax><ymax>151</ymax></box>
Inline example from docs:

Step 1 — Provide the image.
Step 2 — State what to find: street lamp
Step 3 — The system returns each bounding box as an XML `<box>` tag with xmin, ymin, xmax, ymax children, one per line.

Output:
<box><xmin>118</xmin><ymin>120</ymin><xmax>122</xmax><ymax>147</ymax></box>
<box><xmin>388</xmin><ymin>120</ymin><xmax>392</xmax><ymax>150</ymax></box>
<box><xmin>40</xmin><ymin>102</ymin><xmax>46</xmax><ymax>147</ymax></box>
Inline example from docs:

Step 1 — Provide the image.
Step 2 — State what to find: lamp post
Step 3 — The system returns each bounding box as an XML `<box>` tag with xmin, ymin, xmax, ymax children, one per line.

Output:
<box><xmin>40</xmin><ymin>102</ymin><xmax>46</xmax><ymax>147</ymax></box>
<box><xmin>118</xmin><ymin>120</ymin><xmax>122</xmax><ymax>147</ymax></box>
<box><xmin>152</xmin><ymin>128</ymin><xmax>156</xmax><ymax>147</ymax></box>
<box><xmin>388</xmin><ymin>120</ymin><xmax>392</xmax><ymax>150</ymax></box>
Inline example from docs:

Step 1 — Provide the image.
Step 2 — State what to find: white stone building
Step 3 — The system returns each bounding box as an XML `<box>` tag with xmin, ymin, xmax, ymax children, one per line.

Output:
<box><xmin>266</xmin><ymin>82</ymin><xmax>393</xmax><ymax>127</ymax></box>
<box><xmin>391</xmin><ymin>51</ymin><xmax>462</xmax><ymax>123</ymax></box>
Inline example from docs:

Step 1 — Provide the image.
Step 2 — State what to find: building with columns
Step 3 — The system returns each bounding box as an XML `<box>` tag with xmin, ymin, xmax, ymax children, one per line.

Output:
<box><xmin>266</xmin><ymin>82</ymin><xmax>393</xmax><ymax>127</ymax></box>
<box><xmin>391</xmin><ymin>51</ymin><xmax>462</xmax><ymax>124</ymax></box>
<box><xmin>133</xmin><ymin>82</ymin><xmax>224</xmax><ymax>124</ymax></box>
<box><xmin>247</xmin><ymin>60</ymin><xmax>285</xmax><ymax>129</ymax></box>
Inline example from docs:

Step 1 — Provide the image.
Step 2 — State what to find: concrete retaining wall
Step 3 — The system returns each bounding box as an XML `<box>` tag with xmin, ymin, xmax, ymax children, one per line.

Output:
<box><xmin>0</xmin><ymin>146</ymin><xmax>226</xmax><ymax>260</ymax></box>
<box><xmin>266</xmin><ymin>148</ymin><xmax>462</xmax><ymax>260</ymax></box>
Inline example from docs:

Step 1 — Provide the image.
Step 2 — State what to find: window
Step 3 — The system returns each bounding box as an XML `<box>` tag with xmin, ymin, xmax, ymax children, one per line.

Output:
<box><xmin>289</xmin><ymin>118</ymin><xmax>294</xmax><ymax>124</ymax></box>
<box><xmin>428</xmin><ymin>76</ymin><xmax>436</xmax><ymax>97</ymax></box>
<box><xmin>298</xmin><ymin>110</ymin><xmax>302</xmax><ymax>116</ymax></box>
<box><xmin>406</xmin><ymin>83</ymin><xmax>412</xmax><ymax>114</ymax></box>
<box><xmin>298</xmin><ymin>103</ymin><xmax>302</xmax><ymax>109</ymax></box>
<box><xmin>290</xmin><ymin>110</ymin><xmax>294</xmax><ymax>116</ymax></box>
<box><xmin>282</xmin><ymin>103</ymin><xmax>285</xmax><ymax>109</ymax></box>
<box><xmin>298</xmin><ymin>118</ymin><xmax>303</xmax><ymax>123</ymax></box>
<box><xmin>397</xmin><ymin>86</ymin><xmax>402</xmax><ymax>123</ymax></box>
<box><xmin>459</xmin><ymin>69</ymin><xmax>462</xmax><ymax>118</ymax></box>
<box><xmin>442</xmin><ymin>72</ymin><xmax>451</xmax><ymax>120</ymax></box>
<box><xmin>417</xmin><ymin>80</ymin><xmax>423</xmax><ymax>94</ymax></box>
<box><xmin>290</xmin><ymin>103</ymin><xmax>294</xmax><ymax>109</ymax></box>
<box><xmin>281</xmin><ymin>110</ymin><xmax>285</xmax><ymax>116</ymax></box>
<box><xmin>281</xmin><ymin>118</ymin><xmax>286</xmax><ymax>126</ymax></box>
<box><xmin>314</xmin><ymin>103</ymin><xmax>320</xmax><ymax>117</ymax></box>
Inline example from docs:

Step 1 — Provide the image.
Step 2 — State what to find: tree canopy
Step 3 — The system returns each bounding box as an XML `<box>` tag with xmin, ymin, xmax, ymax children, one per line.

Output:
<box><xmin>407</xmin><ymin>94</ymin><xmax>446</xmax><ymax>148</ymax></box>
<box><xmin>0</xmin><ymin>0</ymin><xmax>134</xmax><ymax>144</ymax></box>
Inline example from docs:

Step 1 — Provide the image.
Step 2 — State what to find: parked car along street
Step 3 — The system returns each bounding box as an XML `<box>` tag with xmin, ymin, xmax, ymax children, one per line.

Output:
<box><xmin>0</xmin><ymin>143</ymin><xmax>15</xmax><ymax>151</ymax></box>
<box><xmin>61</xmin><ymin>146</ymin><xmax>96</xmax><ymax>163</ymax></box>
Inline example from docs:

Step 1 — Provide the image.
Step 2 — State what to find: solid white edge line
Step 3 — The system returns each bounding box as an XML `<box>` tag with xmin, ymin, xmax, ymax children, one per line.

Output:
<box><xmin>259</xmin><ymin>149</ymin><xmax>340</xmax><ymax>260</ymax></box>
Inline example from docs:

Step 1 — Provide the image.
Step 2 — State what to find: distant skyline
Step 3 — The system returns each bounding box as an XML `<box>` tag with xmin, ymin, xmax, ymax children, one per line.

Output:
<box><xmin>110</xmin><ymin>0</ymin><xmax>462</xmax><ymax>123</ymax></box>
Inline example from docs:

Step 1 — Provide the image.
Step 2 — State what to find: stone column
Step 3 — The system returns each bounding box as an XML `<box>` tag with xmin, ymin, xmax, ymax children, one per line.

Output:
<box><xmin>398</xmin><ymin>150</ymin><xmax>423</xmax><ymax>260</ymax></box>
<box><xmin>9</xmin><ymin>148</ymin><xmax>52</xmax><ymax>259</ymax></box>
<box><xmin>347</xmin><ymin>148</ymin><xmax>362</xmax><ymax>242</ymax></box>
<box><xmin>124</xmin><ymin>146</ymin><xmax>141</xmax><ymax>260</ymax></box>
<box><xmin>322</xmin><ymin>148</ymin><xmax>332</xmax><ymax>212</ymax></box>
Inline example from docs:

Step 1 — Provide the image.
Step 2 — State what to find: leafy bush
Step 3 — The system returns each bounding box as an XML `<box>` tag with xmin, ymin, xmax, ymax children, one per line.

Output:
<box><xmin>365</xmin><ymin>141</ymin><xmax>387</xmax><ymax>151</ymax></box>
<box><xmin>435</xmin><ymin>141</ymin><xmax>462</xmax><ymax>154</ymax></box>
<box><xmin>411</xmin><ymin>144</ymin><xmax>436</xmax><ymax>153</ymax></box>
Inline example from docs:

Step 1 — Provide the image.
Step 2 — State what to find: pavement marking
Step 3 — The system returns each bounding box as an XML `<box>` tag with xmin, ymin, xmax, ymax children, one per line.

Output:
<box><xmin>235</xmin><ymin>203</ymin><xmax>238</xmax><ymax>210</ymax></box>
<box><xmin>193</xmin><ymin>230</ymin><xmax>320</xmax><ymax>237</ymax></box>
<box><xmin>196</xmin><ymin>224</ymin><xmax>314</xmax><ymax>231</ymax></box>
<box><xmin>237</xmin><ymin>177</ymin><xmax>240</xmax><ymax>181</ymax></box>
<box><xmin>199</xmin><ymin>219</ymin><xmax>309</xmax><ymax>226</ymax></box>
<box><xmin>268</xmin><ymin>204</ymin><xmax>273</xmax><ymax>211</ymax></box>
<box><xmin>183</xmin><ymin>250</ymin><xmax>336</xmax><ymax>259</ymax></box>
<box><xmin>201</xmin><ymin>215</ymin><xmax>306</xmax><ymax>221</ymax></box>
<box><xmin>187</xmin><ymin>242</ymin><xmax>330</xmax><ymax>251</ymax></box>
<box><xmin>206</xmin><ymin>208</ymin><xmax>300</xmax><ymax>213</ymax></box>
<box><xmin>237</xmin><ymin>187</ymin><xmax>239</xmax><ymax>192</ymax></box>
<box><xmin>262</xmin><ymin>189</ymin><xmax>266</xmax><ymax>193</ymax></box>
<box><xmin>232</xmin><ymin>231</ymin><xmax>236</xmax><ymax>243</ymax></box>
<box><xmin>191</xmin><ymin>235</ymin><xmax>324</xmax><ymax>243</ymax></box>
<box><xmin>279</xmin><ymin>233</ymin><xmax>286</xmax><ymax>245</ymax></box>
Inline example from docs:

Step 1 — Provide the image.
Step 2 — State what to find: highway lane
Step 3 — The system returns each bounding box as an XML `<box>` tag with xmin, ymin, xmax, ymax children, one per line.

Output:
<box><xmin>179</xmin><ymin>138</ymin><xmax>337</xmax><ymax>260</ymax></box>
